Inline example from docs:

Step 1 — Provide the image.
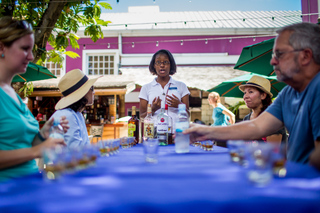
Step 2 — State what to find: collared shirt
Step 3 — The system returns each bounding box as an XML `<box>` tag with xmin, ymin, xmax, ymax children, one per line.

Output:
<box><xmin>139</xmin><ymin>76</ymin><xmax>190</xmax><ymax>130</ymax></box>
<box><xmin>51</xmin><ymin>108</ymin><xmax>90</xmax><ymax>148</ymax></box>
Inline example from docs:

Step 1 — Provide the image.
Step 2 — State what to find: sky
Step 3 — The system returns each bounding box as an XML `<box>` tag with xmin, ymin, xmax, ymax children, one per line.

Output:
<box><xmin>103</xmin><ymin>0</ymin><xmax>301</xmax><ymax>13</ymax></box>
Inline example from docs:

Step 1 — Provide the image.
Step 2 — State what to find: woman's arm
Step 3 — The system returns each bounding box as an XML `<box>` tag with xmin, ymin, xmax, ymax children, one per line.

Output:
<box><xmin>139</xmin><ymin>99</ymin><xmax>148</xmax><ymax>119</ymax></box>
<box><xmin>32</xmin><ymin>116</ymin><xmax>69</xmax><ymax>146</ymax></box>
<box><xmin>222</xmin><ymin>108</ymin><xmax>235</xmax><ymax>125</ymax></box>
<box><xmin>181</xmin><ymin>94</ymin><xmax>190</xmax><ymax>116</ymax></box>
<box><xmin>0</xmin><ymin>138</ymin><xmax>65</xmax><ymax>170</ymax></box>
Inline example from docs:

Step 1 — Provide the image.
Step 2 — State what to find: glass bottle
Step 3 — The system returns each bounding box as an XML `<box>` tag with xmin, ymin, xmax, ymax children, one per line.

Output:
<box><xmin>156</xmin><ymin>102</ymin><xmax>169</xmax><ymax>146</ymax></box>
<box><xmin>165</xmin><ymin>104</ymin><xmax>173</xmax><ymax>144</ymax></box>
<box><xmin>143</xmin><ymin>104</ymin><xmax>155</xmax><ymax>141</ymax></box>
<box><xmin>128</xmin><ymin>106</ymin><xmax>139</xmax><ymax>145</ymax></box>
<box><xmin>175</xmin><ymin>104</ymin><xmax>190</xmax><ymax>153</ymax></box>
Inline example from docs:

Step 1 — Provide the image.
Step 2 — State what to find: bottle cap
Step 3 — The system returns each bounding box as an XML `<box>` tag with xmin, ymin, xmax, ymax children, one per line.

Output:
<box><xmin>53</xmin><ymin>119</ymin><xmax>60</xmax><ymax>126</ymax></box>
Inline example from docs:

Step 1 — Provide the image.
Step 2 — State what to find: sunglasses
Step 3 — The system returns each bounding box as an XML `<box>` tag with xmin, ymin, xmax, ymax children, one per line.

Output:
<box><xmin>90</xmin><ymin>86</ymin><xmax>94</xmax><ymax>91</ymax></box>
<box><xmin>10</xmin><ymin>20</ymin><xmax>33</xmax><ymax>31</ymax></box>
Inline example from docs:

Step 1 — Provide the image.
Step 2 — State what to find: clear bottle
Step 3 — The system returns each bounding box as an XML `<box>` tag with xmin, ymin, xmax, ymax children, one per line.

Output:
<box><xmin>165</xmin><ymin>104</ymin><xmax>173</xmax><ymax>145</ymax></box>
<box><xmin>156</xmin><ymin>102</ymin><xmax>169</xmax><ymax>146</ymax></box>
<box><xmin>175</xmin><ymin>104</ymin><xmax>190</xmax><ymax>153</ymax></box>
<box><xmin>49</xmin><ymin>120</ymin><xmax>64</xmax><ymax>139</ymax></box>
<box><xmin>143</xmin><ymin>104</ymin><xmax>155</xmax><ymax>141</ymax></box>
<box><xmin>128</xmin><ymin>106</ymin><xmax>139</xmax><ymax>145</ymax></box>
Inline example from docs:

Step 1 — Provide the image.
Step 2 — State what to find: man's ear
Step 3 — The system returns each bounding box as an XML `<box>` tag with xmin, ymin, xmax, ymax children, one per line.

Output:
<box><xmin>300</xmin><ymin>48</ymin><xmax>313</xmax><ymax>66</ymax></box>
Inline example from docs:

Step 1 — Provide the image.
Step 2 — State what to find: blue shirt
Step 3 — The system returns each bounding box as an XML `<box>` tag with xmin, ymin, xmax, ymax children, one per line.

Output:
<box><xmin>51</xmin><ymin>108</ymin><xmax>89</xmax><ymax>148</ymax></box>
<box><xmin>266</xmin><ymin>72</ymin><xmax>320</xmax><ymax>163</ymax></box>
<box><xmin>0</xmin><ymin>88</ymin><xmax>39</xmax><ymax>181</ymax></box>
<box><xmin>212</xmin><ymin>103</ymin><xmax>230</xmax><ymax>126</ymax></box>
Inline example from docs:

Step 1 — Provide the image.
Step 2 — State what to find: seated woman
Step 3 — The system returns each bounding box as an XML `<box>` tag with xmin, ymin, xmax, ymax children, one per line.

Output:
<box><xmin>208</xmin><ymin>92</ymin><xmax>235</xmax><ymax>126</ymax></box>
<box><xmin>239</xmin><ymin>75</ymin><xmax>287</xmax><ymax>146</ymax></box>
<box><xmin>0</xmin><ymin>17</ymin><xmax>68</xmax><ymax>181</ymax></box>
<box><xmin>51</xmin><ymin>69</ymin><xmax>99</xmax><ymax>148</ymax></box>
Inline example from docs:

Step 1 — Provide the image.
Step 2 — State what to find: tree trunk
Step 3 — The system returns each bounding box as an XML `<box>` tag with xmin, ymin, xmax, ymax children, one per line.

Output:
<box><xmin>33</xmin><ymin>0</ymin><xmax>67</xmax><ymax>63</ymax></box>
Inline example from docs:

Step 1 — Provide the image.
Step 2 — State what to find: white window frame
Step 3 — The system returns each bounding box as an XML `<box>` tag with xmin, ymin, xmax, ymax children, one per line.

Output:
<box><xmin>44</xmin><ymin>59</ymin><xmax>66</xmax><ymax>77</ymax></box>
<box><xmin>82</xmin><ymin>49</ymin><xmax>120</xmax><ymax>76</ymax></box>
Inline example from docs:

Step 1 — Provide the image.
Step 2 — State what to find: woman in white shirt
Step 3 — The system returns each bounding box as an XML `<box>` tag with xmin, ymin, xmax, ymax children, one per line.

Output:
<box><xmin>139</xmin><ymin>49</ymin><xmax>190</xmax><ymax>128</ymax></box>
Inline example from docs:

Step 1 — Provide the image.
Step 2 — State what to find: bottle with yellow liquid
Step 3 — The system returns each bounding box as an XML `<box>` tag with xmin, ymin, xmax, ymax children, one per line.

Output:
<box><xmin>128</xmin><ymin>106</ymin><xmax>139</xmax><ymax>144</ymax></box>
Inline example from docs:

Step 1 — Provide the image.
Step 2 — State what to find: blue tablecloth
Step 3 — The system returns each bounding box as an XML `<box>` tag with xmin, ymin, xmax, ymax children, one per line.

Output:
<box><xmin>1</xmin><ymin>145</ymin><xmax>320</xmax><ymax>213</ymax></box>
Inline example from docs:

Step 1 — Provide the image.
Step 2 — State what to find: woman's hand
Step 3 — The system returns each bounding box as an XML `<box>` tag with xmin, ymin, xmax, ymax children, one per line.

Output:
<box><xmin>32</xmin><ymin>137</ymin><xmax>66</xmax><ymax>158</ymax></box>
<box><xmin>152</xmin><ymin>96</ymin><xmax>162</xmax><ymax>113</ymax></box>
<box><xmin>166</xmin><ymin>94</ymin><xmax>181</xmax><ymax>108</ymax></box>
<box><xmin>39</xmin><ymin>116</ymin><xmax>69</xmax><ymax>139</ymax></box>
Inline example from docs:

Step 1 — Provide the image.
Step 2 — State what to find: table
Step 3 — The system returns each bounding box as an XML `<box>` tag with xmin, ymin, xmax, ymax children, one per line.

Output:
<box><xmin>1</xmin><ymin>145</ymin><xmax>320</xmax><ymax>213</ymax></box>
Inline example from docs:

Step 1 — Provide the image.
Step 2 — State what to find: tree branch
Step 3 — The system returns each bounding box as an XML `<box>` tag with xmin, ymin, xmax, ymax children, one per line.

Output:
<box><xmin>33</xmin><ymin>0</ymin><xmax>67</xmax><ymax>63</ymax></box>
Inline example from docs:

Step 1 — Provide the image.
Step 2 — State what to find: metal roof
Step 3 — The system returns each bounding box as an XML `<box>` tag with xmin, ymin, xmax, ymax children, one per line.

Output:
<box><xmin>32</xmin><ymin>66</ymin><xmax>248</xmax><ymax>92</ymax></box>
<box><xmin>98</xmin><ymin>7</ymin><xmax>302</xmax><ymax>31</ymax></box>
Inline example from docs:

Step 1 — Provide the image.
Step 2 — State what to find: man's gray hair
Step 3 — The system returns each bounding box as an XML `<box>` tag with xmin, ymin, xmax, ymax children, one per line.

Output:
<box><xmin>277</xmin><ymin>22</ymin><xmax>320</xmax><ymax>64</ymax></box>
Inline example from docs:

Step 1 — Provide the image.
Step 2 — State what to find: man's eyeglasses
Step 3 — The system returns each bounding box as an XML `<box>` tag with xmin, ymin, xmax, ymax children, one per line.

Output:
<box><xmin>10</xmin><ymin>20</ymin><xmax>33</xmax><ymax>31</ymax></box>
<box><xmin>272</xmin><ymin>49</ymin><xmax>304</xmax><ymax>60</ymax></box>
<box><xmin>155</xmin><ymin>61</ymin><xmax>170</xmax><ymax>66</ymax></box>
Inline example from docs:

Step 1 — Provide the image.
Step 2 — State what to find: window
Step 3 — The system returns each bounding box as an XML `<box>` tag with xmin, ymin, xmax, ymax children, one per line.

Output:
<box><xmin>44</xmin><ymin>61</ymin><xmax>64</xmax><ymax>77</ymax></box>
<box><xmin>87</xmin><ymin>54</ymin><xmax>115</xmax><ymax>75</ymax></box>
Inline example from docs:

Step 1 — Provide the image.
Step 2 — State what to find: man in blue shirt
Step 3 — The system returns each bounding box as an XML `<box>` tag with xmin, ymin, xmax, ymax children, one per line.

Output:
<box><xmin>185</xmin><ymin>22</ymin><xmax>320</xmax><ymax>166</ymax></box>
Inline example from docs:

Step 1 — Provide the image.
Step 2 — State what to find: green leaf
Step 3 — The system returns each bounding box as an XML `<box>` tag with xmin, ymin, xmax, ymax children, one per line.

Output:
<box><xmin>69</xmin><ymin>34</ymin><xmax>80</xmax><ymax>49</ymax></box>
<box><xmin>65</xmin><ymin>51</ymin><xmax>80</xmax><ymax>59</ymax></box>
<box><xmin>96</xmin><ymin>19</ymin><xmax>111</xmax><ymax>26</ymax></box>
<box><xmin>99</xmin><ymin>2</ymin><xmax>112</xmax><ymax>10</ymax></box>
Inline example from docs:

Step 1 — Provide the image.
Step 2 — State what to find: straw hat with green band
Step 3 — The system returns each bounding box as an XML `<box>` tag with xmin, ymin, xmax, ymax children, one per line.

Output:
<box><xmin>239</xmin><ymin>75</ymin><xmax>273</xmax><ymax>98</ymax></box>
<box><xmin>55</xmin><ymin>69</ymin><xmax>100</xmax><ymax>110</ymax></box>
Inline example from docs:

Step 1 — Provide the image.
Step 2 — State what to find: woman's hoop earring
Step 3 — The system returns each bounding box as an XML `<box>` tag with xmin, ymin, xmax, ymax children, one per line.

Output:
<box><xmin>1</xmin><ymin>54</ymin><xmax>4</xmax><ymax>58</ymax></box>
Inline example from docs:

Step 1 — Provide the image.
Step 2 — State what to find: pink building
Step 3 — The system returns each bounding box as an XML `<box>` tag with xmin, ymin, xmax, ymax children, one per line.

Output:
<box><xmin>33</xmin><ymin>0</ymin><xmax>317</xmax><ymax>124</ymax></box>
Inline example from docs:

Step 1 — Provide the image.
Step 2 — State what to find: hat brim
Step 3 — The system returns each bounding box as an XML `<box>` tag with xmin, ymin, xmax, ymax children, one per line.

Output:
<box><xmin>55</xmin><ymin>77</ymin><xmax>100</xmax><ymax>110</ymax></box>
<box><xmin>239</xmin><ymin>84</ymin><xmax>273</xmax><ymax>98</ymax></box>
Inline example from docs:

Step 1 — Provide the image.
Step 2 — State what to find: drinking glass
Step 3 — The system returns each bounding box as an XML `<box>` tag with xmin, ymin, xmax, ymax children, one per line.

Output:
<box><xmin>271</xmin><ymin>143</ymin><xmax>287</xmax><ymax>177</ymax></box>
<box><xmin>42</xmin><ymin>146</ymin><xmax>65</xmax><ymax>180</ymax></box>
<box><xmin>227</xmin><ymin>140</ymin><xmax>245</xmax><ymax>163</ymax></box>
<box><xmin>143</xmin><ymin>138</ymin><xmax>159</xmax><ymax>163</ymax></box>
<box><xmin>246</xmin><ymin>142</ymin><xmax>273</xmax><ymax>187</ymax></box>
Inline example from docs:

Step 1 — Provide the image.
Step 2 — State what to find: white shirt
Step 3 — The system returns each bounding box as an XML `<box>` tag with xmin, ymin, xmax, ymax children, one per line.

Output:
<box><xmin>139</xmin><ymin>76</ymin><xmax>190</xmax><ymax>130</ymax></box>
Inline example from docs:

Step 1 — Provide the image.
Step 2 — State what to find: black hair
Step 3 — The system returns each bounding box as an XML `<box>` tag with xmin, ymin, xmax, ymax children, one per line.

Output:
<box><xmin>65</xmin><ymin>96</ymin><xmax>88</xmax><ymax>112</ymax></box>
<box><xmin>149</xmin><ymin>49</ymin><xmax>177</xmax><ymax>75</ymax></box>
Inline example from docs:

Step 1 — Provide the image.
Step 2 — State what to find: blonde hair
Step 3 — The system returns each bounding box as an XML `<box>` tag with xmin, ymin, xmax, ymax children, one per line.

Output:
<box><xmin>0</xmin><ymin>16</ymin><xmax>33</xmax><ymax>47</ymax></box>
<box><xmin>208</xmin><ymin>92</ymin><xmax>221</xmax><ymax>103</ymax></box>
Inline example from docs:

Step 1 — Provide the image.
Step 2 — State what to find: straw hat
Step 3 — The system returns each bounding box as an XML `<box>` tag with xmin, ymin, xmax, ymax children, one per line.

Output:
<box><xmin>55</xmin><ymin>69</ymin><xmax>99</xmax><ymax>110</ymax></box>
<box><xmin>239</xmin><ymin>75</ymin><xmax>273</xmax><ymax>98</ymax></box>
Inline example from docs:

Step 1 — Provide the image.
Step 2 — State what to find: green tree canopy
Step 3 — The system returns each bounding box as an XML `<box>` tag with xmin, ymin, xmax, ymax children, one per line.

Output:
<box><xmin>0</xmin><ymin>0</ymin><xmax>111</xmax><ymax>64</ymax></box>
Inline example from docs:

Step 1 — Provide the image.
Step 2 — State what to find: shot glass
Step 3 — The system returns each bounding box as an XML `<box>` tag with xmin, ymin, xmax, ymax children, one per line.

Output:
<box><xmin>203</xmin><ymin>140</ymin><xmax>214</xmax><ymax>151</ymax></box>
<box><xmin>227</xmin><ymin>140</ymin><xmax>245</xmax><ymax>163</ymax></box>
<box><xmin>246</xmin><ymin>142</ymin><xmax>273</xmax><ymax>187</ymax></box>
<box><xmin>143</xmin><ymin>138</ymin><xmax>159</xmax><ymax>163</ymax></box>
<box><xmin>42</xmin><ymin>146</ymin><xmax>65</xmax><ymax>180</ymax></box>
<box><xmin>271</xmin><ymin>143</ymin><xmax>287</xmax><ymax>177</ymax></box>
